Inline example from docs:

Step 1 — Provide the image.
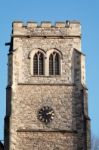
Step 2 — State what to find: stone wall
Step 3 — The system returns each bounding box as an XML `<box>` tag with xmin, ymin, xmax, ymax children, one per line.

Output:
<box><xmin>9</xmin><ymin>85</ymin><xmax>77</xmax><ymax>150</ymax></box>
<box><xmin>12</xmin><ymin>37</ymin><xmax>81</xmax><ymax>85</ymax></box>
<box><xmin>16</xmin><ymin>132</ymin><xmax>77</xmax><ymax>150</ymax></box>
<box><xmin>11</xmin><ymin>85</ymin><xmax>76</xmax><ymax>131</ymax></box>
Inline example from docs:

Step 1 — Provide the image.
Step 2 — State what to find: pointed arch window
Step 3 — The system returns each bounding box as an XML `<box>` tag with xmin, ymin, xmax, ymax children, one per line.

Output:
<box><xmin>49</xmin><ymin>52</ymin><xmax>60</xmax><ymax>75</ymax></box>
<box><xmin>49</xmin><ymin>54</ymin><xmax>53</xmax><ymax>75</ymax></box>
<box><xmin>33</xmin><ymin>52</ymin><xmax>44</xmax><ymax>75</ymax></box>
<box><xmin>55</xmin><ymin>53</ymin><xmax>60</xmax><ymax>75</ymax></box>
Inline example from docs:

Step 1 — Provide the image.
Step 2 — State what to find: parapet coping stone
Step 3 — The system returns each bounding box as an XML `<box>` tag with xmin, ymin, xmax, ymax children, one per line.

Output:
<box><xmin>12</xmin><ymin>20</ymin><xmax>81</xmax><ymax>28</ymax></box>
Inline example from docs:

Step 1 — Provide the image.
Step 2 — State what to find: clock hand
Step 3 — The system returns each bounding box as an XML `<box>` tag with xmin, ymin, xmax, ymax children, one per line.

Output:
<box><xmin>46</xmin><ymin>111</ymin><xmax>54</xmax><ymax>115</ymax></box>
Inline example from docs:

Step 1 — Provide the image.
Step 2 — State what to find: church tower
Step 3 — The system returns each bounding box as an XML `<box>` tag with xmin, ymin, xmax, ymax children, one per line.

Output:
<box><xmin>4</xmin><ymin>21</ymin><xmax>90</xmax><ymax>150</ymax></box>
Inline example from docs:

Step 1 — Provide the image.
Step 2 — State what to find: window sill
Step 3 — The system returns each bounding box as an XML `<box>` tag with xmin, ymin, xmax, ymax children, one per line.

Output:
<box><xmin>31</xmin><ymin>75</ymin><xmax>61</xmax><ymax>77</ymax></box>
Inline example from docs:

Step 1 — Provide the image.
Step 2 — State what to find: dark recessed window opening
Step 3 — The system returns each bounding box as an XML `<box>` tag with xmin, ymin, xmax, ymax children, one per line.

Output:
<box><xmin>49</xmin><ymin>52</ymin><xmax>60</xmax><ymax>75</ymax></box>
<box><xmin>33</xmin><ymin>52</ymin><xmax>44</xmax><ymax>75</ymax></box>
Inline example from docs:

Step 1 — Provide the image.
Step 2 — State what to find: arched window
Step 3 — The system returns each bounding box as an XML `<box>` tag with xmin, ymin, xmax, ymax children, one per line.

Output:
<box><xmin>39</xmin><ymin>53</ymin><xmax>44</xmax><ymax>75</ymax></box>
<box><xmin>49</xmin><ymin>54</ymin><xmax>53</xmax><ymax>75</ymax></box>
<box><xmin>34</xmin><ymin>54</ymin><xmax>38</xmax><ymax>75</ymax></box>
<box><xmin>33</xmin><ymin>52</ymin><xmax>44</xmax><ymax>75</ymax></box>
<box><xmin>55</xmin><ymin>53</ymin><xmax>60</xmax><ymax>75</ymax></box>
<box><xmin>49</xmin><ymin>52</ymin><xmax>60</xmax><ymax>75</ymax></box>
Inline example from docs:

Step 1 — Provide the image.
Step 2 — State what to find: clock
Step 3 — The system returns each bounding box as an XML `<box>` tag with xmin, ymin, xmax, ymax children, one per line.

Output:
<box><xmin>38</xmin><ymin>106</ymin><xmax>54</xmax><ymax>124</ymax></box>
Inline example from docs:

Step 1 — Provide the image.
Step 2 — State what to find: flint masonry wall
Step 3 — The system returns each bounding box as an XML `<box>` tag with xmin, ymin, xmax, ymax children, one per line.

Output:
<box><xmin>8</xmin><ymin>21</ymin><xmax>82</xmax><ymax>85</ymax></box>
<box><xmin>4</xmin><ymin>21</ymin><xmax>90</xmax><ymax>150</ymax></box>
<box><xmin>11</xmin><ymin>85</ymin><xmax>77</xmax><ymax>150</ymax></box>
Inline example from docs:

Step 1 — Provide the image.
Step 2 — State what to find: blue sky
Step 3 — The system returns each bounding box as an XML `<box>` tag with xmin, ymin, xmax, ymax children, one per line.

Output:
<box><xmin>0</xmin><ymin>0</ymin><xmax>99</xmax><ymax>140</ymax></box>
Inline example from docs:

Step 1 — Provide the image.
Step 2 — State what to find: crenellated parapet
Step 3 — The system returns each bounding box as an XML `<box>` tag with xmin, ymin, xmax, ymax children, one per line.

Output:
<box><xmin>12</xmin><ymin>20</ymin><xmax>81</xmax><ymax>37</ymax></box>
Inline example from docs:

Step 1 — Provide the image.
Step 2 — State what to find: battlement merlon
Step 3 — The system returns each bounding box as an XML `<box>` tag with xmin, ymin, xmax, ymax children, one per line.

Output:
<box><xmin>12</xmin><ymin>21</ymin><xmax>81</xmax><ymax>38</ymax></box>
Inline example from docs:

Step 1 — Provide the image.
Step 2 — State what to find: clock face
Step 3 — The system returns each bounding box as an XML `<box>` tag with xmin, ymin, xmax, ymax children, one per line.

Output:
<box><xmin>38</xmin><ymin>106</ymin><xmax>54</xmax><ymax>124</ymax></box>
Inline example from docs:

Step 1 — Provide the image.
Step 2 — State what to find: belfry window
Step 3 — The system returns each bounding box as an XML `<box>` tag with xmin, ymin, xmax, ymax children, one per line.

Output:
<box><xmin>49</xmin><ymin>54</ymin><xmax>53</xmax><ymax>75</ymax></box>
<box><xmin>49</xmin><ymin>52</ymin><xmax>60</xmax><ymax>75</ymax></box>
<box><xmin>33</xmin><ymin>52</ymin><xmax>44</xmax><ymax>75</ymax></box>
